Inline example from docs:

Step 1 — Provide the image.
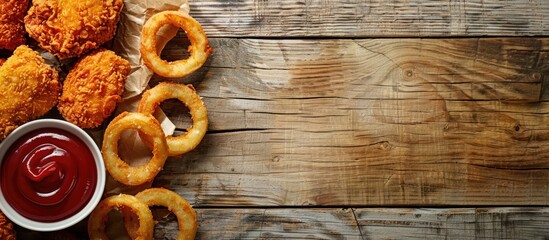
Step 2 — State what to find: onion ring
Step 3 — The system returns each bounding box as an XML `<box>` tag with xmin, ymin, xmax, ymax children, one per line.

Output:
<box><xmin>88</xmin><ymin>194</ymin><xmax>154</xmax><ymax>240</ymax></box>
<box><xmin>102</xmin><ymin>112</ymin><xmax>169</xmax><ymax>185</ymax></box>
<box><xmin>130</xmin><ymin>188</ymin><xmax>198</xmax><ymax>240</ymax></box>
<box><xmin>137</xmin><ymin>82</ymin><xmax>208</xmax><ymax>156</ymax></box>
<box><xmin>140</xmin><ymin>11</ymin><xmax>212</xmax><ymax>78</ymax></box>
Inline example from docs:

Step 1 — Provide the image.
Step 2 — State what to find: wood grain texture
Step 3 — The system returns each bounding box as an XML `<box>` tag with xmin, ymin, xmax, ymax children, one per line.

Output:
<box><xmin>355</xmin><ymin>208</ymin><xmax>549</xmax><ymax>239</ymax></box>
<box><xmin>193</xmin><ymin>208</ymin><xmax>360</xmax><ymax>239</ymax></box>
<box><xmin>160</xmin><ymin>207</ymin><xmax>549</xmax><ymax>239</ymax></box>
<box><xmin>89</xmin><ymin>208</ymin><xmax>358</xmax><ymax>240</ymax></box>
<box><xmin>15</xmin><ymin>207</ymin><xmax>549</xmax><ymax>239</ymax></box>
<box><xmin>188</xmin><ymin>0</ymin><xmax>549</xmax><ymax>37</ymax></box>
<box><xmin>150</xmin><ymin>207</ymin><xmax>549</xmax><ymax>240</ymax></box>
<box><xmin>151</xmin><ymin>37</ymin><xmax>549</xmax><ymax>206</ymax></box>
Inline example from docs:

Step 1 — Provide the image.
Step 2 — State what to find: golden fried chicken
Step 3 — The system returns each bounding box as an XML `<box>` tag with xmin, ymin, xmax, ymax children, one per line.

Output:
<box><xmin>24</xmin><ymin>0</ymin><xmax>124</xmax><ymax>59</ymax></box>
<box><xmin>0</xmin><ymin>45</ymin><xmax>60</xmax><ymax>139</ymax></box>
<box><xmin>58</xmin><ymin>49</ymin><xmax>130</xmax><ymax>128</ymax></box>
<box><xmin>0</xmin><ymin>0</ymin><xmax>28</xmax><ymax>50</ymax></box>
<box><xmin>0</xmin><ymin>211</ymin><xmax>15</xmax><ymax>240</ymax></box>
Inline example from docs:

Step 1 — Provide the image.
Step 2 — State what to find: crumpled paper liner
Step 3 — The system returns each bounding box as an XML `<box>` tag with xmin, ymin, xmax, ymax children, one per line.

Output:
<box><xmin>105</xmin><ymin>0</ymin><xmax>189</xmax><ymax>196</ymax></box>
<box><xmin>99</xmin><ymin>0</ymin><xmax>191</xmax><ymax>238</ymax></box>
<box><xmin>113</xmin><ymin>0</ymin><xmax>189</xmax><ymax>100</ymax></box>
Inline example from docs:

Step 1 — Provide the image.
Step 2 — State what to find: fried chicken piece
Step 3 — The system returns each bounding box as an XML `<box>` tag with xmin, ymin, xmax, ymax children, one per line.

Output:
<box><xmin>0</xmin><ymin>58</ymin><xmax>5</xmax><ymax>66</ymax></box>
<box><xmin>0</xmin><ymin>0</ymin><xmax>28</xmax><ymax>50</ymax></box>
<box><xmin>0</xmin><ymin>45</ymin><xmax>60</xmax><ymax>139</ymax></box>
<box><xmin>0</xmin><ymin>211</ymin><xmax>15</xmax><ymax>240</ymax></box>
<box><xmin>58</xmin><ymin>49</ymin><xmax>130</xmax><ymax>128</ymax></box>
<box><xmin>24</xmin><ymin>0</ymin><xmax>124</xmax><ymax>59</ymax></box>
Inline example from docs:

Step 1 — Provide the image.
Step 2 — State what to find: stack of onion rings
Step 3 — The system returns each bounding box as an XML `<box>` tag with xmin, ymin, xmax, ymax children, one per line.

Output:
<box><xmin>138</xmin><ymin>82</ymin><xmax>208</xmax><ymax>156</ymax></box>
<box><xmin>94</xmin><ymin>9</ymin><xmax>212</xmax><ymax>238</ymax></box>
<box><xmin>102</xmin><ymin>112</ymin><xmax>169</xmax><ymax>186</ymax></box>
<box><xmin>98</xmin><ymin>81</ymin><xmax>207</xmax><ymax>238</ymax></box>
<box><xmin>101</xmin><ymin>81</ymin><xmax>208</xmax><ymax>186</ymax></box>
<box><xmin>140</xmin><ymin>11</ymin><xmax>212</xmax><ymax>78</ymax></box>
<box><xmin>88</xmin><ymin>189</ymin><xmax>197</xmax><ymax>240</ymax></box>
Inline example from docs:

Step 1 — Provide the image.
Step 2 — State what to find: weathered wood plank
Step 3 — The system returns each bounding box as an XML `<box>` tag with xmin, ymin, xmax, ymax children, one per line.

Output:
<box><xmin>194</xmin><ymin>208</ymin><xmax>360</xmax><ymax>239</ymax></box>
<box><xmin>189</xmin><ymin>0</ymin><xmax>549</xmax><ymax>37</ymax></box>
<box><xmin>355</xmin><ymin>208</ymin><xmax>549</xmax><ymax>239</ymax></box>
<box><xmin>16</xmin><ymin>208</ymin><xmax>359</xmax><ymax>239</ymax></box>
<box><xmin>152</xmin><ymin>37</ymin><xmax>549</xmax><ymax>206</ymax></box>
<box><xmin>161</xmin><ymin>37</ymin><xmax>547</xmax><ymax>104</ymax></box>
<box><xmin>15</xmin><ymin>207</ymin><xmax>549</xmax><ymax>239</ymax></box>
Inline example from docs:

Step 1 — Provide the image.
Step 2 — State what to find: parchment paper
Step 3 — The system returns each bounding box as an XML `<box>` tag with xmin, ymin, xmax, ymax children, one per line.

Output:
<box><xmin>105</xmin><ymin>0</ymin><xmax>190</xmax><ymax>196</ymax></box>
<box><xmin>101</xmin><ymin>0</ymin><xmax>191</xmax><ymax>238</ymax></box>
<box><xmin>113</xmin><ymin>0</ymin><xmax>190</xmax><ymax>100</ymax></box>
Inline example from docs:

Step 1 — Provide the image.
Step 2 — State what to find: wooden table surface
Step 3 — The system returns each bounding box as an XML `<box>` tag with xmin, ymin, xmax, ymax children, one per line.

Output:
<box><xmin>110</xmin><ymin>0</ymin><xmax>549</xmax><ymax>239</ymax></box>
<box><xmin>145</xmin><ymin>0</ymin><xmax>549</xmax><ymax>239</ymax></box>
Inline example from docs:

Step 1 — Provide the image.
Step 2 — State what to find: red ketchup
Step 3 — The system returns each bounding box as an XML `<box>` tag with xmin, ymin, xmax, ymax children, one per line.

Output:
<box><xmin>1</xmin><ymin>128</ymin><xmax>97</xmax><ymax>222</ymax></box>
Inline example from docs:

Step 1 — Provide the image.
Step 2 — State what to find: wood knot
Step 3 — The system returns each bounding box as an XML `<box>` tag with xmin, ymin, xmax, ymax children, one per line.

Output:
<box><xmin>531</xmin><ymin>72</ymin><xmax>542</xmax><ymax>81</ymax></box>
<box><xmin>405</xmin><ymin>70</ymin><xmax>413</xmax><ymax>77</ymax></box>
<box><xmin>403</xmin><ymin>69</ymin><xmax>415</xmax><ymax>80</ymax></box>
<box><xmin>379</xmin><ymin>141</ymin><xmax>392</xmax><ymax>150</ymax></box>
<box><xmin>503</xmin><ymin>121</ymin><xmax>530</xmax><ymax>141</ymax></box>
<box><xmin>272</xmin><ymin>156</ymin><xmax>281</xmax><ymax>162</ymax></box>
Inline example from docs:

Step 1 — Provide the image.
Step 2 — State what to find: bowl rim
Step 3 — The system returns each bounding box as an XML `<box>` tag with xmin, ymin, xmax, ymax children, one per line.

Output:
<box><xmin>0</xmin><ymin>119</ymin><xmax>105</xmax><ymax>232</ymax></box>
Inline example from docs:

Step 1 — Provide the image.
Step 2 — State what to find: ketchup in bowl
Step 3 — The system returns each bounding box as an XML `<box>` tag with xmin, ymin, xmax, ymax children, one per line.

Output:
<box><xmin>0</xmin><ymin>119</ymin><xmax>105</xmax><ymax>231</ymax></box>
<box><xmin>1</xmin><ymin>128</ymin><xmax>96</xmax><ymax>222</ymax></box>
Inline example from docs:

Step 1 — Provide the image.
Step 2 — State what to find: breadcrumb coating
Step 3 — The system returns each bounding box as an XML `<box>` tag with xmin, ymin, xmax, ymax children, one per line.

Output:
<box><xmin>24</xmin><ymin>0</ymin><xmax>124</xmax><ymax>59</ymax></box>
<box><xmin>0</xmin><ymin>45</ymin><xmax>60</xmax><ymax>139</ymax></box>
<box><xmin>58</xmin><ymin>49</ymin><xmax>130</xmax><ymax>128</ymax></box>
<box><xmin>0</xmin><ymin>0</ymin><xmax>28</xmax><ymax>50</ymax></box>
<box><xmin>0</xmin><ymin>211</ymin><xmax>15</xmax><ymax>240</ymax></box>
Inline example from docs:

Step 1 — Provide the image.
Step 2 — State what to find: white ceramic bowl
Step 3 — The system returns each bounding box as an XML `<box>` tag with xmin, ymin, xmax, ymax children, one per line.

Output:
<box><xmin>0</xmin><ymin>119</ymin><xmax>105</xmax><ymax>231</ymax></box>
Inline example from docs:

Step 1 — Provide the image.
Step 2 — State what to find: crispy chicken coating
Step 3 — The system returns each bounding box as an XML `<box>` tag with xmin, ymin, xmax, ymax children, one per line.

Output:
<box><xmin>58</xmin><ymin>49</ymin><xmax>130</xmax><ymax>128</ymax></box>
<box><xmin>24</xmin><ymin>0</ymin><xmax>124</xmax><ymax>59</ymax></box>
<box><xmin>0</xmin><ymin>45</ymin><xmax>59</xmax><ymax>139</ymax></box>
<box><xmin>0</xmin><ymin>0</ymin><xmax>28</xmax><ymax>50</ymax></box>
<box><xmin>0</xmin><ymin>211</ymin><xmax>15</xmax><ymax>240</ymax></box>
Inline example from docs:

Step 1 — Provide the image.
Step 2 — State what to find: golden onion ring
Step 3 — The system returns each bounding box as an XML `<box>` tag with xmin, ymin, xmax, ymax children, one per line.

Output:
<box><xmin>140</xmin><ymin>11</ymin><xmax>212</xmax><ymax>78</ymax></box>
<box><xmin>127</xmin><ymin>188</ymin><xmax>198</xmax><ymax>240</ymax></box>
<box><xmin>137</xmin><ymin>82</ymin><xmax>208</xmax><ymax>156</ymax></box>
<box><xmin>102</xmin><ymin>112</ymin><xmax>169</xmax><ymax>185</ymax></box>
<box><xmin>88</xmin><ymin>194</ymin><xmax>154</xmax><ymax>240</ymax></box>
